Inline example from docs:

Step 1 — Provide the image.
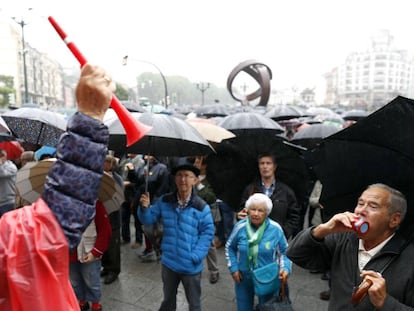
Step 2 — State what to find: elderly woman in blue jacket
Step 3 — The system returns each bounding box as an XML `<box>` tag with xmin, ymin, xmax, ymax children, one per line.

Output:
<box><xmin>226</xmin><ymin>193</ymin><xmax>292</xmax><ymax>311</ymax></box>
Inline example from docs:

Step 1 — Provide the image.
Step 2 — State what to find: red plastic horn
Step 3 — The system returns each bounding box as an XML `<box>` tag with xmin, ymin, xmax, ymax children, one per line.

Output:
<box><xmin>47</xmin><ymin>16</ymin><xmax>151</xmax><ymax>146</ymax></box>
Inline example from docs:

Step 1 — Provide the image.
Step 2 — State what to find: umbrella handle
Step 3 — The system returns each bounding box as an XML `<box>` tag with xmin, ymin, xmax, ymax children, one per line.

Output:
<box><xmin>145</xmin><ymin>157</ymin><xmax>149</xmax><ymax>193</ymax></box>
<box><xmin>47</xmin><ymin>16</ymin><xmax>151</xmax><ymax>146</ymax></box>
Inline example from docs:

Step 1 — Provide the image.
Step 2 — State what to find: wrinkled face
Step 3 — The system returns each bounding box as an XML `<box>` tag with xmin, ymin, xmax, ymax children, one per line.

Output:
<box><xmin>249</xmin><ymin>202</ymin><xmax>267</xmax><ymax>227</ymax></box>
<box><xmin>175</xmin><ymin>169</ymin><xmax>197</xmax><ymax>194</ymax></box>
<box><xmin>354</xmin><ymin>187</ymin><xmax>401</xmax><ymax>240</ymax></box>
<box><xmin>258</xmin><ymin>156</ymin><xmax>276</xmax><ymax>179</ymax></box>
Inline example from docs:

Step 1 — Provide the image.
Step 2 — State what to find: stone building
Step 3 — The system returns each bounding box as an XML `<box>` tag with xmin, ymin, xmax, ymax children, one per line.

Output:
<box><xmin>0</xmin><ymin>16</ymin><xmax>74</xmax><ymax>108</ymax></box>
<box><xmin>324</xmin><ymin>30</ymin><xmax>414</xmax><ymax>110</ymax></box>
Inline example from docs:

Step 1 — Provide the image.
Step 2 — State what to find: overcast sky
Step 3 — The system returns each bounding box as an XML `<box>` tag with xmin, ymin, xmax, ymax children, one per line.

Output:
<box><xmin>2</xmin><ymin>0</ymin><xmax>414</xmax><ymax>100</ymax></box>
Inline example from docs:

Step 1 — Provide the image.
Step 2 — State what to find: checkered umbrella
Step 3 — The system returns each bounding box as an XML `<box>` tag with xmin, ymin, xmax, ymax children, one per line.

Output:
<box><xmin>16</xmin><ymin>159</ymin><xmax>124</xmax><ymax>214</ymax></box>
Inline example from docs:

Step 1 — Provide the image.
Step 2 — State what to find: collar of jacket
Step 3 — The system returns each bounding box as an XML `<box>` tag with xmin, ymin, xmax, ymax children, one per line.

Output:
<box><xmin>163</xmin><ymin>191</ymin><xmax>206</xmax><ymax>211</ymax></box>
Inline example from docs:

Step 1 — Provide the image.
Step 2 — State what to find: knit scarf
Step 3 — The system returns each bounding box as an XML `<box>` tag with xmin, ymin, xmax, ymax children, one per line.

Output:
<box><xmin>246</xmin><ymin>218</ymin><xmax>267</xmax><ymax>268</ymax></box>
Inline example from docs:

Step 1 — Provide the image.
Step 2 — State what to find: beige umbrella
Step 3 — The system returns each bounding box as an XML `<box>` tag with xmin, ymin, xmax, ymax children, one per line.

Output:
<box><xmin>187</xmin><ymin>119</ymin><xmax>235</xmax><ymax>143</ymax></box>
<box><xmin>15</xmin><ymin>159</ymin><xmax>124</xmax><ymax>214</ymax></box>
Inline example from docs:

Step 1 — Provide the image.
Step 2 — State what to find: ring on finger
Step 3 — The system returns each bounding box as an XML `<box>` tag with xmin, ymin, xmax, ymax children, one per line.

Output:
<box><xmin>103</xmin><ymin>76</ymin><xmax>112</xmax><ymax>85</ymax></box>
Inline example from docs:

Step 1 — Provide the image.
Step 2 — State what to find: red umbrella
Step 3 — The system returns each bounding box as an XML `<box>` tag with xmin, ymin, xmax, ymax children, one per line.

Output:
<box><xmin>0</xmin><ymin>141</ymin><xmax>24</xmax><ymax>160</ymax></box>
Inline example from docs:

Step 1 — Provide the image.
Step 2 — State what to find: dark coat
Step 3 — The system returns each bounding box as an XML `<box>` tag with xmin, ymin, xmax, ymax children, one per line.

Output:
<box><xmin>241</xmin><ymin>179</ymin><xmax>300</xmax><ymax>238</ymax></box>
<box><xmin>287</xmin><ymin>228</ymin><xmax>414</xmax><ymax>310</ymax></box>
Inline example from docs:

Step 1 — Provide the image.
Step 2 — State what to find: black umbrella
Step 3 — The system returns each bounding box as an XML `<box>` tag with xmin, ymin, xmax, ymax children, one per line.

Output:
<box><xmin>0</xmin><ymin>132</ymin><xmax>16</xmax><ymax>143</ymax></box>
<box><xmin>194</xmin><ymin>104</ymin><xmax>230</xmax><ymax>118</ymax></box>
<box><xmin>265</xmin><ymin>105</ymin><xmax>305</xmax><ymax>121</ymax></box>
<box><xmin>1</xmin><ymin>108</ymin><xmax>67</xmax><ymax>147</ymax></box>
<box><xmin>105</xmin><ymin>112</ymin><xmax>214</xmax><ymax>157</ymax></box>
<box><xmin>218</xmin><ymin>112</ymin><xmax>285</xmax><ymax>135</ymax></box>
<box><xmin>291</xmin><ymin>123</ymin><xmax>340</xmax><ymax>150</ymax></box>
<box><xmin>308</xmin><ymin>96</ymin><xmax>414</xmax><ymax>234</ymax></box>
<box><xmin>341</xmin><ymin>109</ymin><xmax>370</xmax><ymax>121</ymax></box>
<box><xmin>206</xmin><ymin>135</ymin><xmax>309</xmax><ymax>211</ymax></box>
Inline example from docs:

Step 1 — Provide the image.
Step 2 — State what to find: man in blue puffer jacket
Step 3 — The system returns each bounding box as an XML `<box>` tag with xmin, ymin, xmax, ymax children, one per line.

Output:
<box><xmin>138</xmin><ymin>159</ymin><xmax>214</xmax><ymax>311</ymax></box>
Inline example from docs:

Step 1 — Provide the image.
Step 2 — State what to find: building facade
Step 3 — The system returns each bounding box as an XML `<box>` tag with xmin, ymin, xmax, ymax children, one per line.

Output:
<box><xmin>324</xmin><ymin>30</ymin><xmax>414</xmax><ymax>111</ymax></box>
<box><xmin>0</xmin><ymin>16</ymin><xmax>73</xmax><ymax>108</ymax></box>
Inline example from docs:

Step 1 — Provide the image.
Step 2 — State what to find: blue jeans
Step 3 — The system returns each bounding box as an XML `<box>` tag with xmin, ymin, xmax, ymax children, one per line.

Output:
<box><xmin>70</xmin><ymin>259</ymin><xmax>102</xmax><ymax>302</ymax></box>
<box><xmin>0</xmin><ymin>203</ymin><xmax>14</xmax><ymax>218</ymax></box>
<box><xmin>159</xmin><ymin>264</ymin><xmax>202</xmax><ymax>311</ymax></box>
<box><xmin>216</xmin><ymin>200</ymin><xmax>234</xmax><ymax>243</ymax></box>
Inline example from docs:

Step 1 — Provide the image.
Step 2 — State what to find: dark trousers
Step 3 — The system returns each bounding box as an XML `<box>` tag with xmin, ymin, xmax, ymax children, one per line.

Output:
<box><xmin>216</xmin><ymin>200</ymin><xmax>234</xmax><ymax>243</ymax></box>
<box><xmin>102</xmin><ymin>211</ymin><xmax>121</xmax><ymax>274</ymax></box>
<box><xmin>159</xmin><ymin>264</ymin><xmax>201</xmax><ymax>311</ymax></box>
<box><xmin>121</xmin><ymin>201</ymin><xmax>143</xmax><ymax>243</ymax></box>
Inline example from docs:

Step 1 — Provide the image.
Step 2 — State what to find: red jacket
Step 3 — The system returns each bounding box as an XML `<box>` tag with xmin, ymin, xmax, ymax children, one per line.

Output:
<box><xmin>70</xmin><ymin>200</ymin><xmax>112</xmax><ymax>262</ymax></box>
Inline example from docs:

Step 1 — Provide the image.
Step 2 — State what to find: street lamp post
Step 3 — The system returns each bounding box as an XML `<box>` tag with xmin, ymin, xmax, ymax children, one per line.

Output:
<box><xmin>12</xmin><ymin>9</ymin><xmax>32</xmax><ymax>105</ymax></box>
<box><xmin>196</xmin><ymin>82</ymin><xmax>210</xmax><ymax>106</ymax></box>
<box><xmin>122</xmin><ymin>56</ymin><xmax>169</xmax><ymax>108</ymax></box>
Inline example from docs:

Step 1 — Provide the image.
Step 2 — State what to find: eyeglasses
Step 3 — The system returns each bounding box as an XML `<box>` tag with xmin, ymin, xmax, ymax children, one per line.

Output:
<box><xmin>175</xmin><ymin>173</ymin><xmax>196</xmax><ymax>179</ymax></box>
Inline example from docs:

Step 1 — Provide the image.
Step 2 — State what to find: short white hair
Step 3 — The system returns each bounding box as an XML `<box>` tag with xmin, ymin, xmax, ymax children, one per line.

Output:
<box><xmin>245</xmin><ymin>193</ymin><xmax>273</xmax><ymax>216</ymax></box>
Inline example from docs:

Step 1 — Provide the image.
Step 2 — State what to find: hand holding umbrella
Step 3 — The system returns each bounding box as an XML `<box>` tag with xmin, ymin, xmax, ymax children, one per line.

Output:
<box><xmin>47</xmin><ymin>16</ymin><xmax>150</xmax><ymax>146</ymax></box>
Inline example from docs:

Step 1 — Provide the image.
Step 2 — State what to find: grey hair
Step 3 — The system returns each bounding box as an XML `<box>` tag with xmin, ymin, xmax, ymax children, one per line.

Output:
<box><xmin>367</xmin><ymin>183</ymin><xmax>407</xmax><ymax>221</ymax></box>
<box><xmin>245</xmin><ymin>193</ymin><xmax>273</xmax><ymax>216</ymax></box>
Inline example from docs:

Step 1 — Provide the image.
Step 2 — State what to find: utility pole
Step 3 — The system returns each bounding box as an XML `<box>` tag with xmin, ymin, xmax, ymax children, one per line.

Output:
<box><xmin>123</xmin><ymin>56</ymin><xmax>169</xmax><ymax>108</ymax></box>
<box><xmin>196</xmin><ymin>82</ymin><xmax>210</xmax><ymax>106</ymax></box>
<box><xmin>12</xmin><ymin>8</ymin><xmax>32</xmax><ymax>105</ymax></box>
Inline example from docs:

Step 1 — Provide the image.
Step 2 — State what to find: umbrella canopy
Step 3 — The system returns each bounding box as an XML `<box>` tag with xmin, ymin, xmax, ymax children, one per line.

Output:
<box><xmin>265</xmin><ymin>105</ymin><xmax>305</xmax><ymax>121</ymax></box>
<box><xmin>0</xmin><ymin>132</ymin><xmax>16</xmax><ymax>143</ymax></box>
<box><xmin>218</xmin><ymin>112</ymin><xmax>285</xmax><ymax>135</ymax></box>
<box><xmin>187</xmin><ymin>119</ymin><xmax>235</xmax><ymax>143</ymax></box>
<box><xmin>312</xmin><ymin>113</ymin><xmax>344</xmax><ymax>127</ymax></box>
<box><xmin>0</xmin><ymin>116</ymin><xmax>10</xmax><ymax>133</ymax></box>
<box><xmin>1</xmin><ymin>107</ymin><xmax>67</xmax><ymax>147</ymax></box>
<box><xmin>120</xmin><ymin>101</ymin><xmax>146</xmax><ymax>113</ymax></box>
<box><xmin>308</xmin><ymin>96</ymin><xmax>414</xmax><ymax>235</ymax></box>
<box><xmin>34</xmin><ymin>145</ymin><xmax>57</xmax><ymax>160</ymax></box>
<box><xmin>341</xmin><ymin>109</ymin><xmax>370</xmax><ymax>121</ymax></box>
<box><xmin>206</xmin><ymin>135</ymin><xmax>309</xmax><ymax>211</ymax></box>
<box><xmin>291</xmin><ymin>123</ymin><xmax>340</xmax><ymax>150</ymax></box>
<box><xmin>306</xmin><ymin>107</ymin><xmax>336</xmax><ymax>117</ymax></box>
<box><xmin>15</xmin><ymin>159</ymin><xmax>124</xmax><ymax>214</ymax></box>
<box><xmin>105</xmin><ymin>112</ymin><xmax>214</xmax><ymax>157</ymax></box>
<box><xmin>194</xmin><ymin>104</ymin><xmax>230</xmax><ymax>118</ymax></box>
<box><xmin>0</xmin><ymin>140</ymin><xmax>24</xmax><ymax>160</ymax></box>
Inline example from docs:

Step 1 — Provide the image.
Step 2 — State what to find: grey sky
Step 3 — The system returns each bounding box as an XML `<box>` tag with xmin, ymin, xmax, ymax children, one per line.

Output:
<box><xmin>3</xmin><ymin>0</ymin><xmax>413</xmax><ymax>101</ymax></box>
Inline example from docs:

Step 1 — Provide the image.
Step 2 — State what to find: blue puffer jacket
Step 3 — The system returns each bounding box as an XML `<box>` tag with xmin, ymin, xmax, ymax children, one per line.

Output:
<box><xmin>42</xmin><ymin>112</ymin><xmax>109</xmax><ymax>250</ymax></box>
<box><xmin>225</xmin><ymin>218</ymin><xmax>292</xmax><ymax>274</ymax></box>
<box><xmin>138</xmin><ymin>191</ymin><xmax>214</xmax><ymax>274</ymax></box>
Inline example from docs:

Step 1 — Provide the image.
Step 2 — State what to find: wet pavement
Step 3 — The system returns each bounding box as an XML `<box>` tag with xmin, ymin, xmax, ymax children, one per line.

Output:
<box><xmin>101</xmin><ymin>236</ymin><xmax>329</xmax><ymax>311</ymax></box>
